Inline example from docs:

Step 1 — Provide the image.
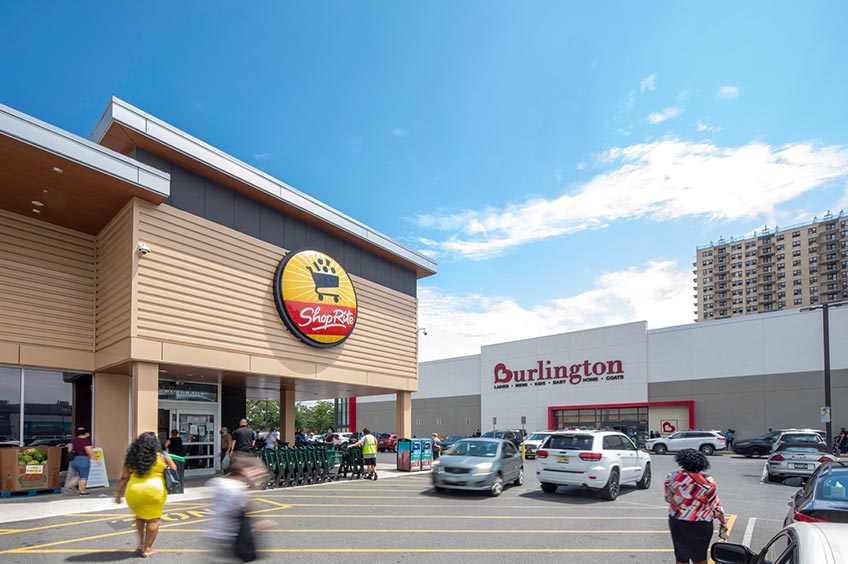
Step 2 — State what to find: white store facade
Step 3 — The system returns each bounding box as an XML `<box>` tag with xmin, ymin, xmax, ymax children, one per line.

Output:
<box><xmin>356</xmin><ymin>307</ymin><xmax>848</xmax><ymax>444</ymax></box>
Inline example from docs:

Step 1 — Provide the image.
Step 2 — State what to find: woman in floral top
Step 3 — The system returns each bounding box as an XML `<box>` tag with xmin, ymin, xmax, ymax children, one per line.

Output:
<box><xmin>664</xmin><ymin>449</ymin><xmax>728</xmax><ymax>564</ymax></box>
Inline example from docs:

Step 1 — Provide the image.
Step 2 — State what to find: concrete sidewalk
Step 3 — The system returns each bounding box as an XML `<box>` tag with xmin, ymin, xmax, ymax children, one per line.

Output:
<box><xmin>0</xmin><ymin>462</ymin><xmax>424</xmax><ymax>525</ymax></box>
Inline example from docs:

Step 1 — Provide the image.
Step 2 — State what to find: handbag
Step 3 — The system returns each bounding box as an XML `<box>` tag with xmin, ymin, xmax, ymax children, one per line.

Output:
<box><xmin>234</xmin><ymin>509</ymin><xmax>257</xmax><ymax>562</ymax></box>
<box><xmin>164</xmin><ymin>467</ymin><xmax>181</xmax><ymax>494</ymax></box>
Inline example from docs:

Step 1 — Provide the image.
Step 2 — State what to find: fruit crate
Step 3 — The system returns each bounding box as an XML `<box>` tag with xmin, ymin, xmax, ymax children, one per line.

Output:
<box><xmin>0</xmin><ymin>446</ymin><xmax>61</xmax><ymax>494</ymax></box>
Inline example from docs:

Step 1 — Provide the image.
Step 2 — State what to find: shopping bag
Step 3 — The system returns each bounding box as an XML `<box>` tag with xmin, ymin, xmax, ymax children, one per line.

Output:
<box><xmin>222</xmin><ymin>454</ymin><xmax>231</xmax><ymax>471</ymax></box>
<box><xmin>234</xmin><ymin>509</ymin><xmax>257</xmax><ymax>562</ymax></box>
<box><xmin>164</xmin><ymin>467</ymin><xmax>181</xmax><ymax>494</ymax></box>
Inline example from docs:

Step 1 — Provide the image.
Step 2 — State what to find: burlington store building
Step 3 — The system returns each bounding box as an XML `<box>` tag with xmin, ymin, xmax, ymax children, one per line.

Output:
<box><xmin>0</xmin><ymin>98</ymin><xmax>435</xmax><ymax>478</ymax></box>
<box><xmin>357</xmin><ymin>310</ymin><xmax>848</xmax><ymax>444</ymax></box>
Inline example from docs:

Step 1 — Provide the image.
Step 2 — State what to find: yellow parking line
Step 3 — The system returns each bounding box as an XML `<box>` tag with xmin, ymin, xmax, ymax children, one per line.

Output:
<box><xmin>161</xmin><ymin>528</ymin><xmax>672</xmax><ymax>534</ymax></box>
<box><xmin>279</xmin><ymin>503</ymin><xmax>667</xmax><ymax>509</ymax></box>
<box><xmin>4</xmin><ymin>548</ymin><xmax>675</xmax><ymax>554</ymax></box>
<box><xmin>0</xmin><ymin>515</ymin><xmax>128</xmax><ymax>536</ymax></box>
<box><xmin>0</xmin><ymin>518</ymin><xmax>212</xmax><ymax>554</ymax></box>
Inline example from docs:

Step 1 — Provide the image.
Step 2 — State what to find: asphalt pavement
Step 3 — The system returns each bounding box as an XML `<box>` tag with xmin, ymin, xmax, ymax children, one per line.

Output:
<box><xmin>0</xmin><ymin>452</ymin><xmax>805</xmax><ymax>563</ymax></box>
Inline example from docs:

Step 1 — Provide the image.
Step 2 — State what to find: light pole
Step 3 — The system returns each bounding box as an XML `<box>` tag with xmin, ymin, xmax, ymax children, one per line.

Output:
<box><xmin>801</xmin><ymin>300</ymin><xmax>846</xmax><ymax>449</ymax></box>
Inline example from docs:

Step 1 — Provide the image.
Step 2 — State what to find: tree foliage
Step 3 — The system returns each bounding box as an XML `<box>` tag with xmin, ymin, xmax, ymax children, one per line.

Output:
<box><xmin>246</xmin><ymin>399</ymin><xmax>334</xmax><ymax>435</ymax></box>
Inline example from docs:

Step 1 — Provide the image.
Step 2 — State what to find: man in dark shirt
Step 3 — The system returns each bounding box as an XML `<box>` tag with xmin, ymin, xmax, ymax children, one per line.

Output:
<box><xmin>164</xmin><ymin>429</ymin><xmax>184</xmax><ymax>457</ymax></box>
<box><xmin>228</xmin><ymin>419</ymin><xmax>256</xmax><ymax>456</ymax></box>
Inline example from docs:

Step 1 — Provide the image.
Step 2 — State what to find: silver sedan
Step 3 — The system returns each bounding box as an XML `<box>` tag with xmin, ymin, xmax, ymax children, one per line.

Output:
<box><xmin>767</xmin><ymin>444</ymin><xmax>837</xmax><ymax>482</ymax></box>
<box><xmin>431</xmin><ymin>438</ymin><xmax>524</xmax><ymax>496</ymax></box>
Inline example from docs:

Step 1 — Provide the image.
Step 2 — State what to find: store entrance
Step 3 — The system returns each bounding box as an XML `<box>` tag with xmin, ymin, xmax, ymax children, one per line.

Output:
<box><xmin>157</xmin><ymin>406</ymin><xmax>217</xmax><ymax>476</ymax></box>
<box><xmin>552</xmin><ymin>406</ymin><xmax>649</xmax><ymax>447</ymax></box>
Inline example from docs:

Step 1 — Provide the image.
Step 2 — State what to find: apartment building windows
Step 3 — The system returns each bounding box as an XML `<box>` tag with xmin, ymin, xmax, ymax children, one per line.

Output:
<box><xmin>794</xmin><ymin>289</ymin><xmax>803</xmax><ymax>295</ymax></box>
<box><xmin>809</xmin><ymin>266</ymin><xmax>818</xmax><ymax>274</ymax></box>
<box><xmin>808</xmin><ymin>238</ymin><xmax>817</xmax><ymax>245</ymax></box>
<box><xmin>793</xmin><ymin>260</ymin><xmax>801</xmax><ymax>267</ymax></box>
<box><xmin>809</xmin><ymin>246</ymin><xmax>818</xmax><ymax>254</ymax></box>
<box><xmin>792</xmin><ymin>231</ymin><xmax>800</xmax><ymax>237</ymax></box>
<box><xmin>731</xmin><ymin>244</ymin><xmax>742</xmax><ymax>251</ymax></box>
<box><xmin>794</xmin><ymin>280</ymin><xmax>803</xmax><ymax>286</ymax></box>
<box><xmin>810</xmin><ymin>286</ymin><xmax>818</xmax><ymax>294</ymax></box>
<box><xmin>808</xmin><ymin>227</ymin><xmax>817</xmax><ymax>234</ymax></box>
<box><xmin>793</xmin><ymin>269</ymin><xmax>802</xmax><ymax>276</ymax></box>
<box><xmin>793</xmin><ymin>241</ymin><xmax>801</xmax><ymax>247</ymax></box>
<box><xmin>794</xmin><ymin>298</ymin><xmax>803</xmax><ymax>305</ymax></box>
<box><xmin>777</xmin><ymin>234</ymin><xmax>785</xmax><ymax>241</ymax></box>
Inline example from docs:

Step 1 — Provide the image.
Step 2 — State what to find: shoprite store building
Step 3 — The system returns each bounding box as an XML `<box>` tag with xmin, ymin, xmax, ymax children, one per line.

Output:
<box><xmin>357</xmin><ymin>311</ymin><xmax>848</xmax><ymax>443</ymax></box>
<box><xmin>0</xmin><ymin>98</ymin><xmax>436</xmax><ymax>478</ymax></box>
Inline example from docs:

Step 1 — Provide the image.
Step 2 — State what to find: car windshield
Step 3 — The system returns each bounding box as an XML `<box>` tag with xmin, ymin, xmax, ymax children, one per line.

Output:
<box><xmin>783</xmin><ymin>434</ymin><xmax>821</xmax><ymax>443</ymax></box>
<box><xmin>481</xmin><ymin>431</ymin><xmax>505</xmax><ymax>439</ymax></box>
<box><xmin>379</xmin><ymin>434</ymin><xmax>390</xmax><ymax>439</ymax></box>
<box><xmin>528</xmin><ymin>433</ymin><xmax>551</xmax><ymax>441</ymax></box>
<box><xmin>445</xmin><ymin>440</ymin><xmax>498</xmax><ymax>458</ymax></box>
<box><xmin>780</xmin><ymin>446</ymin><xmax>825</xmax><ymax>453</ymax></box>
<box><xmin>446</xmin><ymin>436</ymin><xmax>464</xmax><ymax>441</ymax></box>
<box><xmin>816</xmin><ymin>470</ymin><xmax>848</xmax><ymax>501</ymax></box>
<box><xmin>547</xmin><ymin>435</ymin><xmax>594</xmax><ymax>450</ymax></box>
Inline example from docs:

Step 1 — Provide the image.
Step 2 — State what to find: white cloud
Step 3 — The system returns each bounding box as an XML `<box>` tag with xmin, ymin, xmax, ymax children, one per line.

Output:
<box><xmin>415</xmin><ymin>138</ymin><xmax>848</xmax><ymax>260</ymax></box>
<box><xmin>253</xmin><ymin>152</ymin><xmax>271</xmax><ymax>161</ymax></box>
<box><xmin>716</xmin><ymin>86</ymin><xmax>740</xmax><ymax>99</ymax></box>
<box><xmin>640</xmin><ymin>74</ymin><xmax>657</xmax><ymax>93</ymax></box>
<box><xmin>647</xmin><ymin>106</ymin><xmax>683</xmax><ymax>124</ymax></box>
<box><xmin>696</xmin><ymin>121</ymin><xmax>722</xmax><ymax>133</ymax></box>
<box><xmin>417</xmin><ymin>261</ymin><xmax>692</xmax><ymax>361</ymax></box>
<box><xmin>390</xmin><ymin>127</ymin><xmax>409</xmax><ymax>138</ymax></box>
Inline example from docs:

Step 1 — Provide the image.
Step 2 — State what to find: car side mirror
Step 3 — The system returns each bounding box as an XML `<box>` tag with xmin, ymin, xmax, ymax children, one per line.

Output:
<box><xmin>783</xmin><ymin>477</ymin><xmax>803</xmax><ymax>487</ymax></box>
<box><xmin>711</xmin><ymin>542</ymin><xmax>754</xmax><ymax>564</ymax></box>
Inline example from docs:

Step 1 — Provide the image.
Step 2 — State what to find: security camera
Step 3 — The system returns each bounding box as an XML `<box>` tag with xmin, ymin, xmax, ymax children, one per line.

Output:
<box><xmin>422</xmin><ymin>329</ymin><xmax>428</xmax><ymax>336</ymax></box>
<box><xmin>137</xmin><ymin>242</ymin><xmax>151</xmax><ymax>255</ymax></box>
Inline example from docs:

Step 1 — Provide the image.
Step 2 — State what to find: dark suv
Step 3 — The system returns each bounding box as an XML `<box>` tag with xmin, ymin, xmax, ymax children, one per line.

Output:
<box><xmin>480</xmin><ymin>429</ymin><xmax>525</xmax><ymax>448</ymax></box>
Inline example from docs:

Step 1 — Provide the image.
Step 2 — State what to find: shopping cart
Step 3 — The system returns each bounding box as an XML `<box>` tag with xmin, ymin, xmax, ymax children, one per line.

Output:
<box><xmin>307</xmin><ymin>267</ymin><xmax>340</xmax><ymax>303</ymax></box>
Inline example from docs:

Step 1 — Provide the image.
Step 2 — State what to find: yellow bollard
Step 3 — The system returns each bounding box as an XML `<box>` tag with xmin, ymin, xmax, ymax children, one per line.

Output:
<box><xmin>521</xmin><ymin>442</ymin><xmax>525</xmax><ymax>460</ymax></box>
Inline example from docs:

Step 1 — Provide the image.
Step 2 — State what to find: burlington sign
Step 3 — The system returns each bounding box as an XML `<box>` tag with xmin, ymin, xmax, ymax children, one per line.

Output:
<box><xmin>493</xmin><ymin>358</ymin><xmax>624</xmax><ymax>390</ymax></box>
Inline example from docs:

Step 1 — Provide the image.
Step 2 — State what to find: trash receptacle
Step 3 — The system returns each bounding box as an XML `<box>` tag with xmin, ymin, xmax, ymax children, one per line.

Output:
<box><xmin>421</xmin><ymin>439</ymin><xmax>433</xmax><ymax>471</ymax></box>
<box><xmin>168</xmin><ymin>454</ymin><xmax>185</xmax><ymax>494</ymax></box>
<box><xmin>397</xmin><ymin>439</ymin><xmax>412</xmax><ymax>471</ymax></box>
<box><xmin>410</xmin><ymin>439</ymin><xmax>422</xmax><ymax>471</ymax></box>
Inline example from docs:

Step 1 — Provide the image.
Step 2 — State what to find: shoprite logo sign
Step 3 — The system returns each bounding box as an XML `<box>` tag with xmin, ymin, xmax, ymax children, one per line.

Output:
<box><xmin>493</xmin><ymin>359</ymin><xmax>624</xmax><ymax>390</ymax></box>
<box><xmin>273</xmin><ymin>249</ymin><xmax>358</xmax><ymax>348</ymax></box>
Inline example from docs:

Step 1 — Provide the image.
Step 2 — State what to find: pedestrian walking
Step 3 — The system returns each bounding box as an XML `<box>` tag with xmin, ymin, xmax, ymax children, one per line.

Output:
<box><xmin>229</xmin><ymin>419</ymin><xmax>256</xmax><ymax>458</ymax></box>
<box><xmin>432</xmin><ymin>432</ymin><xmax>442</xmax><ymax>459</ymax></box>
<box><xmin>724</xmin><ymin>429</ymin><xmax>735</xmax><ymax>449</ymax></box>
<box><xmin>65</xmin><ymin>426</ymin><xmax>96</xmax><ymax>495</ymax></box>
<box><xmin>349</xmin><ymin>427</ymin><xmax>379</xmax><ymax>480</ymax></box>
<box><xmin>164</xmin><ymin>429</ymin><xmax>184</xmax><ymax>457</ymax></box>
<box><xmin>664</xmin><ymin>449</ymin><xmax>728</xmax><ymax>564</ymax></box>
<box><xmin>220</xmin><ymin>427</ymin><xmax>232</xmax><ymax>466</ymax></box>
<box><xmin>114</xmin><ymin>432</ymin><xmax>178</xmax><ymax>558</ymax></box>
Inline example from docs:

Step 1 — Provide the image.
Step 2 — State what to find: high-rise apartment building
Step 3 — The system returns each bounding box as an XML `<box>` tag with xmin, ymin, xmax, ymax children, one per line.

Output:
<box><xmin>694</xmin><ymin>212</ymin><xmax>848</xmax><ymax>322</ymax></box>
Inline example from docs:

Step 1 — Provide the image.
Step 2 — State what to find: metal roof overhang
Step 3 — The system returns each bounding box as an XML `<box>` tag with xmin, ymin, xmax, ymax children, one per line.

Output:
<box><xmin>0</xmin><ymin>103</ymin><xmax>170</xmax><ymax>235</ymax></box>
<box><xmin>91</xmin><ymin>97</ymin><xmax>437</xmax><ymax>279</ymax></box>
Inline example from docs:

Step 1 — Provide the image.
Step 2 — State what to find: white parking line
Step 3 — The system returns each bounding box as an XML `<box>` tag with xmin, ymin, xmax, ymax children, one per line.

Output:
<box><xmin>742</xmin><ymin>517</ymin><xmax>756</xmax><ymax>547</ymax></box>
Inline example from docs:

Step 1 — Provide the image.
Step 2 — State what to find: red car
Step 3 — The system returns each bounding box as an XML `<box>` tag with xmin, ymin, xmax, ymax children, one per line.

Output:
<box><xmin>378</xmin><ymin>433</ymin><xmax>397</xmax><ymax>452</ymax></box>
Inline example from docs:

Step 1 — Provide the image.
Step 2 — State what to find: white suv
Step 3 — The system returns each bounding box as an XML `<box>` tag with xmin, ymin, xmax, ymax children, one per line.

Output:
<box><xmin>644</xmin><ymin>430</ymin><xmax>726</xmax><ymax>456</ymax></box>
<box><xmin>521</xmin><ymin>431</ymin><xmax>555</xmax><ymax>459</ymax></box>
<box><xmin>535</xmin><ymin>431</ymin><xmax>652</xmax><ymax>501</ymax></box>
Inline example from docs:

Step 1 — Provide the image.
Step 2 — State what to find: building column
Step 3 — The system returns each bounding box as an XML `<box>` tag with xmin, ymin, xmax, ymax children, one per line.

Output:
<box><xmin>396</xmin><ymin>391</ymin><xmax>412</xmax><ymax>439</ymax></box>
<box><xmin>280</xmin><ymin>388</ymin><xmax>296</xmax><ymax>445</ymax></box>
<box><xmin>93</xmin><ymin>372</ymin><xmax>130</xmax><ymax>479</ymax></box>
<box><xmin>131</xmin><ymin>362</ymin><xmax>159</xmax><ymax>438</ymax></box>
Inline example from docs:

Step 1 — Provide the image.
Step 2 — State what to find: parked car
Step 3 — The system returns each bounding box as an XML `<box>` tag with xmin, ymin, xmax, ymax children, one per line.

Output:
<box><xmin>432</xmin><ymin>438</ymin><xmax>524</xmax><ymax>496</ymax></box>
<box><xmin>733</xmin><ymin>428</ymin><xmax>826</xmax><ymax>458</ymax></box>
<box><xmin>535</xmin><ymin>431</ymin><xmax>651</xmax><ymax>501</ymax></box>
<box><xmin>378</xmin><ymin>433</ymin><xmax>397</xmax><ymax>452</ymax></box>
<box><xmin>332</xmin><ymin>432</ymin><xmax>355</xmax><ymax>447</ymax></box>
<box><xmin>711</xmin><ymin>522</ymin><xmax>848</xmax><ymax>564</ymax></box>
<box><xmin>440</xmin><ymin>435</ymin><xmax>466</xmax><ymax>451</ymax></box>
<box><xmin>784</xmin><ymin>460</ymin><xmax>848</xmax><ymax>525</ymax></box>
<box><xmin>772</xmin><ymin>430</ymin><xmax>827</xmax><ymax>453</ymax></box>
<box><xmin>644</xmin><ymin>430</ymin><xmax>726</xmax><ymax>455</ymax></box>
<box><xmin>767</xmin><ymin>444</ymin><xmax>837</xmax><ymax>482</ymax></box>
<box><xmin>521</xmin><ymin>431</ymin><xmax>555</xmax><ymax>459</ymax></box>
<box><xmin>480</xmin><ymin>429</ymin><xmax>525</xmax><ymax>448</ymax></box>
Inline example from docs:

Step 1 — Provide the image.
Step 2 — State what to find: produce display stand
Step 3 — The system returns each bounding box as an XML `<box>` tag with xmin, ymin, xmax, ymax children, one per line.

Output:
<box><xmin>1</xmin><ymin>446</ymin><xmax>61</xmax><ymax>498</ymax></box>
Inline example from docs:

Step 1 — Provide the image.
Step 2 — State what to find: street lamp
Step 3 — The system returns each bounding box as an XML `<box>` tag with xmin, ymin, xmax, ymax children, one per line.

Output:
<box><xmin>800</xmin><ymin>299</ymin><xmax>846</xmax><ymax>449</ymax></box>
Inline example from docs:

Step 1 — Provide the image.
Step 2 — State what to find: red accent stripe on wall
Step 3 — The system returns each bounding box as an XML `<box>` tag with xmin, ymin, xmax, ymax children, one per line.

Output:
<box><xmin>349</xmin><ymin>397</ymin><xmax>357</xmax><ymax>433</ymax></box>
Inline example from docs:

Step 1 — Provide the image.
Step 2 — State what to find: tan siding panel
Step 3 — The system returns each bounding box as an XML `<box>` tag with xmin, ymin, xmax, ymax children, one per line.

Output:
<box><xmin>95</xmin><ymin>203</ymin><xmax>133</xmax><ymax>351</ymax></box>
<box><xmin>0</xmin><ymin>210</ymin><xmax>95</xmax><ymax>351</ymax></box>
<box><xmin>136</xmin><ymin>203</ymin><xmax>418</xmax><ymax>380</ymax></box>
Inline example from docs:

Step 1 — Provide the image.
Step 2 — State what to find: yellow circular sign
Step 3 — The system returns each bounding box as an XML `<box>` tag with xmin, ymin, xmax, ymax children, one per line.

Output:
<box><xmin>273</xmin><ymin>249</ymin><xmax>358</xmax><ymax>347</ymax></box>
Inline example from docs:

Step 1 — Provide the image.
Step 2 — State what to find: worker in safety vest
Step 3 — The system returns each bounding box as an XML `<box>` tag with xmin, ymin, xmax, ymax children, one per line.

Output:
<box><xmin>350</xmin><ymin>428</ymin><xmax>379</xmax><ymax>480</ymax></box>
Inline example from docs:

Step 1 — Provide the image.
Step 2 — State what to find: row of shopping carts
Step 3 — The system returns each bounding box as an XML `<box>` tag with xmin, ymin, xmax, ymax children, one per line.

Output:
<box><xmin>255</xmin><ymin>444</ymin><xmax>368</xmax><ymax>488</ymax></box>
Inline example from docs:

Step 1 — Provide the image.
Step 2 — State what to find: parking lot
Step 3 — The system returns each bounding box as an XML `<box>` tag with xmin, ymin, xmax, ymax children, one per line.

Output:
<box><xmin>0</xmin><ymin>452</ymin><xmax>805</xmax><ymax>563</ymax></box>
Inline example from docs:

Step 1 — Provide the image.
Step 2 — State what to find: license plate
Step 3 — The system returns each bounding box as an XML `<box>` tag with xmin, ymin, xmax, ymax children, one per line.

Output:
<box><xmin>793</xmin><ymin>463</ymin><xmax>810</xmax><ymax>469</ymax></box>
<box><xmin>557</xmin><ymin>456</ymin><xmax>569</xmax><ymax>464</ymax></box>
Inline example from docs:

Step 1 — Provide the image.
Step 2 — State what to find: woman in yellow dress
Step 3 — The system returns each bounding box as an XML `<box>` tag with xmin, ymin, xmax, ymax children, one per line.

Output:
<box><xmin>115</xmin><ymin>432</ymin><xmax>177</xmax><ymax>557</ymax></box>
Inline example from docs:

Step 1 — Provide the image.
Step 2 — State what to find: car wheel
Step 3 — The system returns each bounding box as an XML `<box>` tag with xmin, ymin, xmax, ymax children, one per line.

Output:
<box><xmin>700</xmin><ymin>444</ymin><xmax>715</xmax><ymax>456</ymax></box>
<box><xmin>541</xmin><ymin>482</ymin><xmax>557</xmax><ymax>493</ymax></box>
<box><xmin>653</xmin><ymin>444</ymin><xmax>668</xmax><ymax>455</ymax></box>
<box><xmin>751</xmin><ymin>447</ymin><xmax>763</xmax><ymax>458</ymax></box>
<box><xmin>434</xmin><ymin>485</ymin><xmax>445</xmax><ymax>492</ymax></box>
<box><xmin>490</xmin><ymin>474</ymin><xmax>504</xmax><ymax>497</ymax></box>
<box><xmin>513</xmin><ymin>466</ymin><xmax>524</xmax><ymax>486</ymax></box>
<box><xmin>636</xmin><ymin>463</ymin><xmax>651</xmax><ymax>490</ymax></box>
<box><xmin>601</xmin><ymin>469</ymin><xmax>620</xmax><ymax>500</ymax></box>
<box><xmin>767</xmin><ymin>472</ymin><xmax>783</xmax><ymax>483</ymax></box>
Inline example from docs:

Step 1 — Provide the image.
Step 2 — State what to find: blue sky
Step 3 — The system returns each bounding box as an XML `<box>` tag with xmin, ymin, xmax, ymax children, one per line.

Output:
<box><xmin>3</xmin><ymin>2</ymin><xmax>848</xmax><ymax>360</ymax></box>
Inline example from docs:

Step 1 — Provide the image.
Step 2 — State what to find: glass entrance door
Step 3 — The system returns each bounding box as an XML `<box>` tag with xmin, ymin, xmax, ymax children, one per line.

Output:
<box><xmin>158</xmin><ymin>406</ymin><xmax>217</xmax><ymax>475</ymax></box>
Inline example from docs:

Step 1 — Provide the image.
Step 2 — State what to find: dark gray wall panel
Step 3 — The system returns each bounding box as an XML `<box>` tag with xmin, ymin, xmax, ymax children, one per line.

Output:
<box><xmin>305</xmin><ymin>224</ymin><xmax>327</xmax><ymax>250</ymax></box>
<box><xmin>359</xmin><ymin>252</ymin><xmax>377</xmax><ymax>281</ymax></box>
<box><xmin>134</xmin><ymin>148</ymin><xmax>172</xmax><ymax>174</ymax></box>
<box><xmin>375</xmin><ymin>256</ymin><xmax>392</xmax><ymax>287</ymax></box>
<box><xmin>260</xmin><ymin>206</ymin><xmax>286</xmax><ymax>249</ymax></box>
<box><xmin>233</xmin><ymin>192</ymin><xmax>261</xmax><ymax>239</ymax></box>
<box><xmin>170</xmin><ymin>165</ymin><xmax>205</xmax><ymax>217</ymax></box>
<box><xmin>325</xmin><ymin>236</ymin><xmax>345</xmax><ymax>267</ymax></box>
<box><xmin>205</xmin><ymin>181</ymin><xmax>234</xmax><ymax>229</ymax></box>
<box><xmin>343</xmin><ymin>242</ymin><xmax>362</xmax><ymax>276</ymax></box>
<box><xmin>284</xmin><ymin>216</ymin><xmax>307</xmax><ymax>249</ymax></box>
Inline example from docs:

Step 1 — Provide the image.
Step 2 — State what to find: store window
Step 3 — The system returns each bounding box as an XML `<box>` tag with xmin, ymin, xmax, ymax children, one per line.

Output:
<box><xmin>23</xmin><ymin>369</ymin><xmax>73</xmax><ymax>444</ymax></box>
<box><xmin>552</xmin><ymin>406</ymin><xmax>649</xmax><ymax>446</ymax></box>
<box><xmin>0</xmin><ymin>366</ymin><xmax>21</xmax><ymax>445</ymax></box>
